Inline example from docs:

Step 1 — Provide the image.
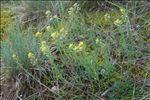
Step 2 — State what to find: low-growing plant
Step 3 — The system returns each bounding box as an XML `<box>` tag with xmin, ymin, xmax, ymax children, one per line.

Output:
<box><xmin>1</xmin><ymin>1</ymin><xmax>150</xmax><ymax>100</ymax></box>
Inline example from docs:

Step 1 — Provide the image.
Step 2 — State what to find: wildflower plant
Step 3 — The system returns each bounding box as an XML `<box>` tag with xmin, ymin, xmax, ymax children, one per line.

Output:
<box><xmin>1</xmin><ymin>1</ymin><xmax>149</xmax><ymax>100</ymax></box>
<box><xmin>39</xmin><ymin>41</ymin><xmax>48</xmax><ymax>54</ymax></box>
<box><xmin>68</xmin><ymin>3</ymin><xmax>80</xmax><ymax>16</ymax></box>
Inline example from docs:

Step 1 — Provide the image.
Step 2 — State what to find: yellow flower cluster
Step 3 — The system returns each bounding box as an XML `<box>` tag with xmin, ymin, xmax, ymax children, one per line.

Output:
<box><xmin>60</xmin><ymin>27</ymin><xmax>65</xmax><ymax>33</ymax></box>
<box><xmin>69</xmin><ymin>43</ymin><xmax>74</xmax><ymax>49</ymax></box>
<box><xmin>46</xmin><ymin>26</ymin><xmax>51</xmax><ymax>31</ymax></box>
<box><xmin>28</xmin><ymin>52</ymin><xmax>35</xmax><ymax>60</ymax></box>
<box><xmin>12</xmin><ymin>53</ymin><xmax>18</xmax><ymax>60</ymax></box>
<box><xmin>50</xmin><ymin>27</ymin><xmax>65</xmax><ymax>39</ymax></box>
<box><xmin>35</xmin><ymin>32</ymin><xmax>42</xmax><ymax>38</ymax></box>
<box><xmin>114</xmin><ymin>19</ymin><xmax>122</xmax><ymax>26</ymax></box>
<box><xmin>68</xmin><ymin>3</ymin><xmax>80</xmax><ymax>16</ymax></box>
<box><xmin>45</xmin><ymin>10</ymin><xmax>51</xmax><ymax>16</ymax></box>
<box><xmin>27</xmin><ymin>52</ymin><xmax>37</xmax><ymax>63</ymax></box>
<box><xmin>69</xmin><ymin>41</ymin><xmax>85</xmax><ymax>51</ymax></box>
<box><xmin>113</xmin><ymin>8</ymin><xmax>126</xmax><ymax>26</ymax></box>
<box><xmin>96</xmin><ymin>38</ymin><xmax>100</xmax><ymax>44</ymax></box>
<box><xmin>51</xmin><ymin>32</ymin><xmax>58</xmax><ymax>39</ymax></box>
<box><xmin>95</xmin><ymin>38</ymin><xmax>105</xmax><ymax>47</ymax></box>
<box><xmin>120</xmin><ymin>8</ymin><xmax>125</xmax><ymax>14</ymax></box>
<box><xmin>40</xmin><ymin>41</ymin><xmax>48</xmax><ymax>54</ymax></box>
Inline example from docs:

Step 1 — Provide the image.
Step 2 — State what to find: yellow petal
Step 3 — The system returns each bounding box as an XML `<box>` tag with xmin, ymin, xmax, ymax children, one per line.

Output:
<box><xmin>51</xmin><ymin>32</ymin><xmax>57</xmax><ymax>39</ymax></box>
<box><xmin>69</xmin><ymin>43</ymin><xmax>74</xmax><ymax>49</ymax></box>
<box><xmin>35</xmin><ymin>32</ymin><xmax>42</xmax><ymax>37</ymax></box>
<box><xmin>78</xmin><ymin>41</ymin><xmax>84</xmax><ymax>47</ymax></box>
<box><xmin>60</xmin><ymin>27</ymin><xmax>65</xmax><ymax>33</ymax></box>
<box><xmin>46</xmin><ymin>26</ymin><xmax>51</xmax><ymax>31</ymax></box>
<box><xmin>96</xmin><ymin>38</ymin><xmax>99</xmax><ymax>44</ymax></box>
<box><xmin>45</xmin><ymin>10</ymin><xmax>51</xmax><ymax>16</ymax></box>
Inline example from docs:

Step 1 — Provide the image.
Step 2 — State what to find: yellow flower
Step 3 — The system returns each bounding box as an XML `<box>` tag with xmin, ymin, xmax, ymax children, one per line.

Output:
<box><xmin>46</xmin><ymin>26</ymin><xmax>51</xmax><ymax>31</ymax></box>
<box><xmin>114</xmin><ymin>19</ymin><xmax>122</xmax><ymax>26</ymax></box>
<box><xmin>45</xmin><ymin>10</ymin><xmax>51</xmax><ymax>16</ymax></box>
<box><xmin>74</xmin><ymin>46</ymin><xmax>80</xmax><ymax>50</ymax></box>
<box><xmin>60</xmin><ymin>27</ymin><xmax>65</xmax><ymax>33</ymax></box>
<box><xmin>51</xmin><ymin>32</ymin><xmax>58</xmax><ymax>39</ymax></box>
<box><xmin>12</xmin><ymin>53</ymin><xmax>17</xmax><ymax>59</ymax></box>
<box><xmin>96</xmin><ymin>38</ymin><xmax>99</xmax><ymax>44</ymax></box>
<box><xmin>120</xmin><ymin>8</ymin><xmax>125</xmax><ymax>14</ymax></box>
<box><xmin>53</xmin><ymin>15</ymin><xmax>58</xmax><ymax>19</ymax></box>
<box><xmin>40</xmin><ymin>41</ymin><xmax>48</xmax><ymax>54</ymax></box>
<box><xmin>74</xmin><ymin>41</ymin><xmax>85</xmax><ymax>51</ymax></box>
<box><xmin>40</xmin><ymin>46</ymin><xmax>48</xmax><ymax>53</ymax></box>
<box><xmin>69</xmin><ymin>43</ymin><xmax>74</xmax><ymax>49</ymax></box>
<box><xmin>78</xmin><ymin>41</ymin><xmax>84</xmax><ymax>47</ymax></box>
<box><xmin>69</xmin><ymin>42</ymin><xmax>85</xmax><ymax>51</ymax></box>
<box><xmin>35</xmin><ymin>32</ymin><xmax>42</xmax><ymax>38</ymax></box>
<box><xmin>28</xmin><ymin>52</ymin><xmax>35</xmax><ymax>59</ymax></box>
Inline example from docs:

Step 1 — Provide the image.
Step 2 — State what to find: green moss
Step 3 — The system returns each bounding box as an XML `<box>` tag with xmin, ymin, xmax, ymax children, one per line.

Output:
<box><xmin>0</xmin><ymin>10</ymin><xmax>12</xmax><ymax>32</ymax></box>
<box><xmin>85</xmin><ymin>11</ymin><xmax>122</xmax><ymax>31</ymax></box>
<box><xmin>0</xmin><ymin>8</ymin><xmax>13</xmax><ymax>40</ymax></box>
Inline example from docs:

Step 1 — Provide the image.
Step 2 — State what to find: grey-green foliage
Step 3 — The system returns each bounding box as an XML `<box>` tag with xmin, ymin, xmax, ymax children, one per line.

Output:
<box><xmin>1</xmin><ymin>23</ymin><xmax>38</xmax><ymax>73</ymax></box>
